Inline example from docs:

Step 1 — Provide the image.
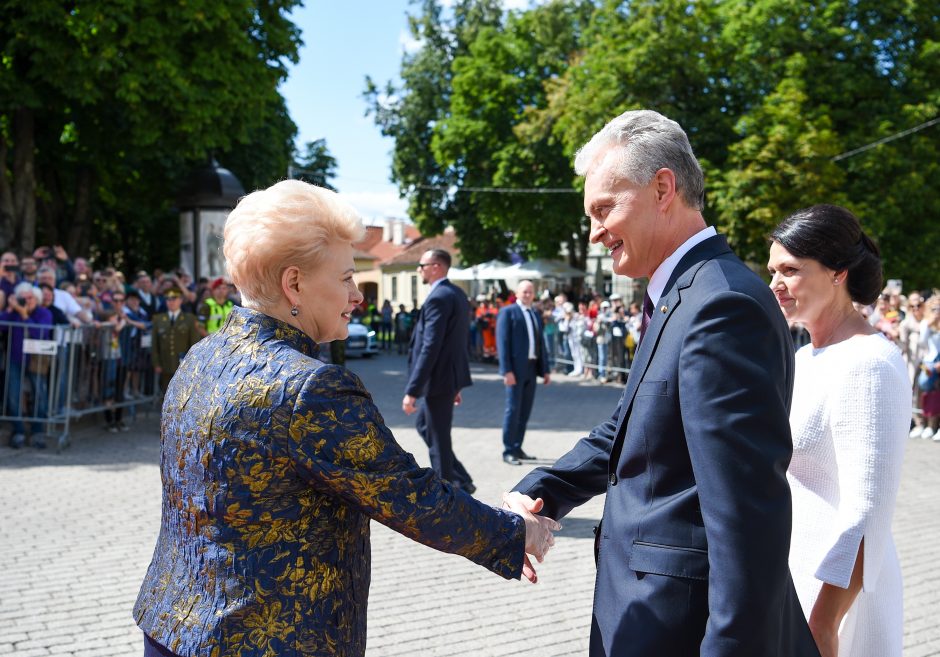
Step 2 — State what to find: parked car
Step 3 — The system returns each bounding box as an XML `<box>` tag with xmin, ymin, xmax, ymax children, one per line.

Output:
<box><xmin>345</xmin><ymin>319</ymin><xmax>378</xmax><ymax>357</ymax></box>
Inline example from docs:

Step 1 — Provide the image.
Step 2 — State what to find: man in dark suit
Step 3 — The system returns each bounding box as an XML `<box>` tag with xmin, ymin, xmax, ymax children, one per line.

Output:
<box><xmin>497</xmin><ymin>279</ymin><xmax>550</xmax><ymax>465</ymax></box>
<box><xmin>402</xmin><ymin>249</ymin><xmax>476</xmax><ymax>493</ymax></box>
<box><xmin>510</xmin><ymin>111</ymin><xmax>819</xmax><ymax>656</ymax></box>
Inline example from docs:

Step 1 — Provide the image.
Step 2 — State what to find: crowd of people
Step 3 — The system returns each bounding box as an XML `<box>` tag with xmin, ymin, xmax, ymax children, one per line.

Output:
<box><xmin>359</xmin><ymin>288</ymin><xmax>643</xmax><ymax>385</ymax></box>
<box><xmin>855</xmin><ymin>286</ymin><xmax>940</xmax><ymax>442</ymax></box>
<box><xmin>0</xmin><ymin>246</ymin><xmax>240</xmax><ymax>447</ymax></box>
<box><xmin>471</xmin><ymin>290</ymin><xmax>637</xmax><ymax>383</ymax></box>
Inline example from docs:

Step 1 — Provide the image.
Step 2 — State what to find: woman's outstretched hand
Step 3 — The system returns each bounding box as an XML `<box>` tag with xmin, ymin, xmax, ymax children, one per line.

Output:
<box><xmin>502</xmin><ymin>491</ymin><xmax>562</xmax><ymax>583</ymax></box>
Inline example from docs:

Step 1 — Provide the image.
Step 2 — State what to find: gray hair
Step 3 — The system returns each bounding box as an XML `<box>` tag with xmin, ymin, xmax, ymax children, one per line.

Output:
<box><xmin>573</xmin><ymin>110</ymin><xmax>705</xmax><ymax>211</ymax></box>
<box><xmin>14</xmin><ymin>282</ymin><xmax>42</xmax><ymax>303</ymax></box>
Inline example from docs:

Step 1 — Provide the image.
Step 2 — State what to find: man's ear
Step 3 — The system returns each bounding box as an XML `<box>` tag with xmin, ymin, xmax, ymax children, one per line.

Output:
<box><xmin>652</xmin><ymin>168</ymin><xmax>677</xmax><ymax>209</ymax></box>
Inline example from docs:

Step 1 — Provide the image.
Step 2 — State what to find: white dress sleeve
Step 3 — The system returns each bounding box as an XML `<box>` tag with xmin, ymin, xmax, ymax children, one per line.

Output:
<box><xmin>815</xmin><ymin>350</ymin><xmax>909</xmax><ymax>591</ymax></box>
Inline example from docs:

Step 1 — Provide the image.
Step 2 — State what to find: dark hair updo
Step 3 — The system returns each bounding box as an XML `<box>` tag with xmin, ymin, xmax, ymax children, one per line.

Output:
<box><xmin>771</xmin><ymin>204</ymin><xmax>882</xmax><ymax>305</ymax></box>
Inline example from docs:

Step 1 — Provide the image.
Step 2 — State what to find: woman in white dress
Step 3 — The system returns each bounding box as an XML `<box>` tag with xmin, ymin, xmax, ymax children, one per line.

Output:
<box><xmin>767</xmin><ymin>204</ymin><xmax>910</xmax><ymax>657</ymax></box>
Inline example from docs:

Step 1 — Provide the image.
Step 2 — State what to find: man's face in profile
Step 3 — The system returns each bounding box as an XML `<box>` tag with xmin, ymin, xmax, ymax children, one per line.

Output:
<box><xmin>417</xmin><ymin>252</ymin><xmax>440</xmax><ymax>285</ymax></box>
<box><xmin>584</xmin><ymin>148</ymin><xmax>662</xmax><ymax>279</ymax></box>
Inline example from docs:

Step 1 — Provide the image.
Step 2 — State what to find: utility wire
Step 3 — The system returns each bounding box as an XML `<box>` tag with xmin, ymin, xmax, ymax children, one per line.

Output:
<box><xmin>832</xmin><ymin>115</ymin><xmax>940</xmax><ymax>162</ymax></box>
<box><xmin>336</xmin><ymin>116</ymin><xmax>939</xmax><ymax>196</ymax></box>
<box><xmin>415</xmin><ymin>183</ymin><xmax>578</xmax><ymax>193</ymax></box>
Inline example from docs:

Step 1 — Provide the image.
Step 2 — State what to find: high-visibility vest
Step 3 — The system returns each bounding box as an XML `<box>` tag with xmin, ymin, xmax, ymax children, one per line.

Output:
<box><xmin>204</xmin><ymin>298</ymin><xmax>234</xmax><ymax>333</ymax></box>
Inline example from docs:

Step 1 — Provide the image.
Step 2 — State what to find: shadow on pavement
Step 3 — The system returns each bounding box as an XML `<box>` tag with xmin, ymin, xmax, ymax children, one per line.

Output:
<box><xmin>0</xmin><ymin>414</ymin><xmax>161</xmax><ymax>470</ymax></box>
<box><xmin>555</xmin><ymin>515</ymin><xmax>600</xmax><ymax>540</ymax></box>
<box><xmin>348</xmin><ymin>353</ymin><xmax>624</xmax><ymax>434</ymax></box>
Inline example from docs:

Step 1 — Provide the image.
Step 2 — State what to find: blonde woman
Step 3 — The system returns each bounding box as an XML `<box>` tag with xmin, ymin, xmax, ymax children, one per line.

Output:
<box><xmin>134</xmin><ymin>180</ymin><xmax>559</xmax><ymax>657</ymax></box>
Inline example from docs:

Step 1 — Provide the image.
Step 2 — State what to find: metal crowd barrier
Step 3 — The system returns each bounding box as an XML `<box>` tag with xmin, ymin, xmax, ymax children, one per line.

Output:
<box><xmin>0</xmin><ymin>319</ymin><xmax>159</xmax><ymax>451</ymax></box>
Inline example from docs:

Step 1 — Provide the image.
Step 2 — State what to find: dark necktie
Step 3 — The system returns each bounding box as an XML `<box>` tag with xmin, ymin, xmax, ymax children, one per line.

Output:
<box><xmin>526</xmin><ymin>308</ymin><xmax>541</xmax><ymax>359</ymax></box>
<box><xmin>639</xmin><ymin>292</ymin><xmax>653</xmax><ymax>344</ymax></box>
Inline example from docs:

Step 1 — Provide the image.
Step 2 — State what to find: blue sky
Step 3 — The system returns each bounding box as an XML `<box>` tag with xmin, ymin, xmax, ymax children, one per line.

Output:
<box><xmin>280</xmin><ymin>0</ymin><xmax>416</xmax><ymax>221</ymax></box>
<box><xmin>280</xmin><ymin>0</ymin><xmax>531</xmax><ymax>222</ymax></box>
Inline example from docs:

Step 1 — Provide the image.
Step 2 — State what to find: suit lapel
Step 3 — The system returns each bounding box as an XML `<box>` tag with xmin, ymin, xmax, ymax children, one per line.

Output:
<box><xmin>614</xmin><ymin>235</ymin><xmax>733</xmax><ymax>431</ymax></box>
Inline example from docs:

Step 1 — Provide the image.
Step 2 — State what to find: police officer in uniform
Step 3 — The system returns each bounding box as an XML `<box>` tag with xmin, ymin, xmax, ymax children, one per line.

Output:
<box><xmin>196</xmin><ymin>278</ymin><xmax>235</xmax><ymax>337</ymax></box>
<box><xmin>151</xmin><ymin>287</ymin><xmax>200</xmax><ymax>391</ymax></box>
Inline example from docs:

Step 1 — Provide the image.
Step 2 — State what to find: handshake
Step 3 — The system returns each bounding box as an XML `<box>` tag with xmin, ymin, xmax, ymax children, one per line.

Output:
<box><xmin>502</xmin><ymin>491</ymin><xmax>562</xmax><ymax>584</ymax></box>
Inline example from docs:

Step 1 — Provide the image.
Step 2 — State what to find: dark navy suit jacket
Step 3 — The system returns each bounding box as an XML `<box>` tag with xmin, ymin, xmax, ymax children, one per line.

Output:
<box><xmin>496</xmin><ymin>303</ymin><xmax>549</xmax><ymax>379</ymax></box>
<box><xmin>405</xmin><ymin>279</ymin><xmax>472</xmax><ymax>398</ymax></box>
<box><xmin>515</xmin><ymin>236</ymin><xmax>819</xmax><ymax>657</ymax></box>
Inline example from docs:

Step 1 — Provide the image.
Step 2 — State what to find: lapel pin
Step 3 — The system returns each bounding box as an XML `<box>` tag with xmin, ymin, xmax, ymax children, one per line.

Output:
<box><xmin>660</xmin><ymin>305</ymin><xmax>668</xmax><ymax>313</ymax></box>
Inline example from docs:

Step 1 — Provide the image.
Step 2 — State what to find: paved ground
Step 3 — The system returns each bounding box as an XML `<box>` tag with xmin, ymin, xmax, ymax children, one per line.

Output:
<box><xmin>1</xmin><ymin>352</ymin><xmax>938</xmax><ymax>656</ymax></box>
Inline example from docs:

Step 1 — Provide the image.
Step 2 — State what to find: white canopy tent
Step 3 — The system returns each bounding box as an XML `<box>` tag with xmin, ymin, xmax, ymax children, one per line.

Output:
<box><xmin>448</xmin><ymin>259</ymin><xmax>513</xmax><ymax>281</ymax></box>
<box><xmin>501</xmin><ymin>258</ymin><xmax>586</xmax><ymax>280</ymax></box>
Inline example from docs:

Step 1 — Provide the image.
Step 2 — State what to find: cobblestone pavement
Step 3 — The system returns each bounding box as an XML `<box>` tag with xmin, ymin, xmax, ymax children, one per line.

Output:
<box><xmin>1</xmin><ymin>352</ymin><xmax>938</xmax><ymax>656</ymax></box>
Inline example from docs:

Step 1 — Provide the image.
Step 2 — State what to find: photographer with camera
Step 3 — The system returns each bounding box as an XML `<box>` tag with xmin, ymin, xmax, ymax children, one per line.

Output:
<box><xmin>0</xmin><ymin>282</ymin><xmax>53</xmax><ymax>449</ymax></box>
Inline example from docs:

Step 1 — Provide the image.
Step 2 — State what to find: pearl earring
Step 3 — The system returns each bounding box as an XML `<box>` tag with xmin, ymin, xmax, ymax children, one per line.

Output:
<box><xmin>290</xmin><ymin>306</ymin><xmax>299</xmax><ymax>317</ymax></box>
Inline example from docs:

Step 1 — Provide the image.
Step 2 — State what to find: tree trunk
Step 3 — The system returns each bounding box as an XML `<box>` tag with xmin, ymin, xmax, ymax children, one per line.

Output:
<box><xmin>69</xmin><ymin>166</ymin><xmax>93</xmax><ymax>256</ymax></box>
<box><xmin>0</xmin><ymin>129</ymin><xmax>15</xmax><ymax>251</ymax></box>
<box><xmin>12</xmin><ymin>107</ymin><xmax>37</xmax><ymax>254</ymax></box>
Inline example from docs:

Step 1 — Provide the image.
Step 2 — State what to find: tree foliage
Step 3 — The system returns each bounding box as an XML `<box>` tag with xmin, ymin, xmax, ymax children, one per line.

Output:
<box><xmin>372</xmin><ymin>0</ymin><xmax>940</xmax><ymax>287</ymax></box>
<box><xmin>0</xmin><ymin>0</ymin><xmax>302</xmax><ymax>271</ymax></box>
<box><xmin>291</xmin><ymin>139</ymin><xmax>339</xmax><ymax>191</ymax></box>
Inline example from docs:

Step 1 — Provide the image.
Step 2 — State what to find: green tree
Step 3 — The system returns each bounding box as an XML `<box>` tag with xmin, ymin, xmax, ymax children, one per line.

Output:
<box><xmin>710</xmin><ymin>55</ymin><xmax>847</xmax><ymax>266</ymax></box>
<box><xmin>291</xmin><ymin>138</ymin><xmax>338</xmax><ymax>191</ymax></box>
<box><xmin>365</xmin><ymin>0</ymin><xmax>509</xmax><ymax>263</ymax></box>
<box><xmin>433</xmin><ymin>0</ymin><xmax>594</xmax><ymax>265</ymax></box>
<box><xmin>0</xmin><ymin>0</ymin><xmax>301</xmax><ymax>269</ymax></box>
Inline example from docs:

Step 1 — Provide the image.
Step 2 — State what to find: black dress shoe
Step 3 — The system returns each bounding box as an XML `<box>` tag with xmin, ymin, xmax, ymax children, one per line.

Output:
<box><xmin>502</xmin><ymin>453</ymin><xmax>522</xmax><ymax>465</ymax></box>
<box><xmin>459</xmin><ymin>482</ymin><xmax>477</xmax><ymax>495</ymax></box>
<box><xmin>513</xmin><ymin>449</ymin><xmax>536</xmax><ymax>461</ymax></box>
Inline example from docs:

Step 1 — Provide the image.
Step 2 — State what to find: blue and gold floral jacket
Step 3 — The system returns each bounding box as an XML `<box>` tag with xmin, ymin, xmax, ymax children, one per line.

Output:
<box><xmin>134</xmin><ymin>307</ymin><xmax>525</xmax><ymax>657</ymax></box>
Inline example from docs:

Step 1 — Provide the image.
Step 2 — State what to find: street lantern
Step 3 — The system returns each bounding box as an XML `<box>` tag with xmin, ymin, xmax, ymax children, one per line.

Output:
<box><xmin>176</xmin><ymin>159</ymin><xmax>245</xmax><ymax>281</ymax></box>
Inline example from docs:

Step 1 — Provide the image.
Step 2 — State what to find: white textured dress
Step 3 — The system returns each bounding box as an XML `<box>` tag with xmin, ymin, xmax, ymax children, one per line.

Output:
<box><xmin>788</xmin><ymin>333</ymin><xmax>910</xmax><ymax>657</ymax></box>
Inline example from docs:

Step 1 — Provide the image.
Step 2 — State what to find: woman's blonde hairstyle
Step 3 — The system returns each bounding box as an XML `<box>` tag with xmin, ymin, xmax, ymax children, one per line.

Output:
<box><xmin>223</xmin><ymin>180</ymin><xmax>365</xmax><ymax>308</ymax></box>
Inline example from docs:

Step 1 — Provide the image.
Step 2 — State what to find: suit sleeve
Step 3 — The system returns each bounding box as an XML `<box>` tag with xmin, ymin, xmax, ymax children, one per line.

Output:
<box><xmin>511</xmin><ymin>391</ymin><xmax>622</xmax><ymax>519</ymax></box>
<box><xmin>288</xmin><ymin>363</ymin><xmax>526</xmax><ymax>579</ymax></box>
<box><xmin>404</xmin><ymin>294</ymin><xmax>449</xmax><ymax>397</ymax></box>
<box><xmin>679</xmin><ymin>292</ymin><xmax>795</xmax><ymax>655</ymax></box>
<box><xmin>496</xmin><ymin>307</ymin><xmax>511</xmax><ymax>376</ymax></box>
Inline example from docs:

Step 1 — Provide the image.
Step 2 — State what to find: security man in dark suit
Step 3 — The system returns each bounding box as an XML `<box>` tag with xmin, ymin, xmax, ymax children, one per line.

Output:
<box><xmin>402</xmin><ymin>248</ymin><xmax>475</xmax><ymax>494</ymax></box>
<box><xmin>497</xmin><ymin>279</ymin><xmax>550</xmax><ymax>465</ymax></box>
<box><xmin>151</xmin><ymin>287</ymin><xmax>201</xmax><ymax>391</ymax></box>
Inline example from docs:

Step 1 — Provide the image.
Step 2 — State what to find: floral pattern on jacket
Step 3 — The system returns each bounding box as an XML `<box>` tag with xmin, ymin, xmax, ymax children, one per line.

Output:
<box><xmin>134</xmin><ymin>306</ymin><xmax>525</xmax><ymax>657</ymax></box>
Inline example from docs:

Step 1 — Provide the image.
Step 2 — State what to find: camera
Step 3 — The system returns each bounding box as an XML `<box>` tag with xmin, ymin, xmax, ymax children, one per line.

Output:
<box><xmin>15</xmin><ymin>296</ymin><xmax>28</xmax><ymax>305</ymax></box>
<box><xmin>4</xmin><ymin>264</ymin><xmax>19</xmax><ymax>273</ymax></box>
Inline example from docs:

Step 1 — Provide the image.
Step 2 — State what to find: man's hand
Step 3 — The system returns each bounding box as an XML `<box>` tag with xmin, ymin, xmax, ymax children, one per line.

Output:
<box><xmin>454</xmin><ymin>391</ymin><xmax>462</xmax><ymax>406</ymax></box>
<box><xmin>542</xmin><ymin>373</ymin><xmax>551</xmax><ymax>385</ymax></box>
<box><xmin>53</xmin><ymin>245</ymin><xmax>68</xmax><ymax>261</ymax></box>
<box><xmin>503</xmin><ymin>371</ymin><xmax>516</xmax><ymax>387</ymax></box>
<box><xmin>402</xmin><ymin>394</ymin><xmax>418</xmax><ymax>415</ymax></box>
<box><xmin>502</xmin><ymin>491</ymin><xmax>561</xmax><ymax>584</ymax></box>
